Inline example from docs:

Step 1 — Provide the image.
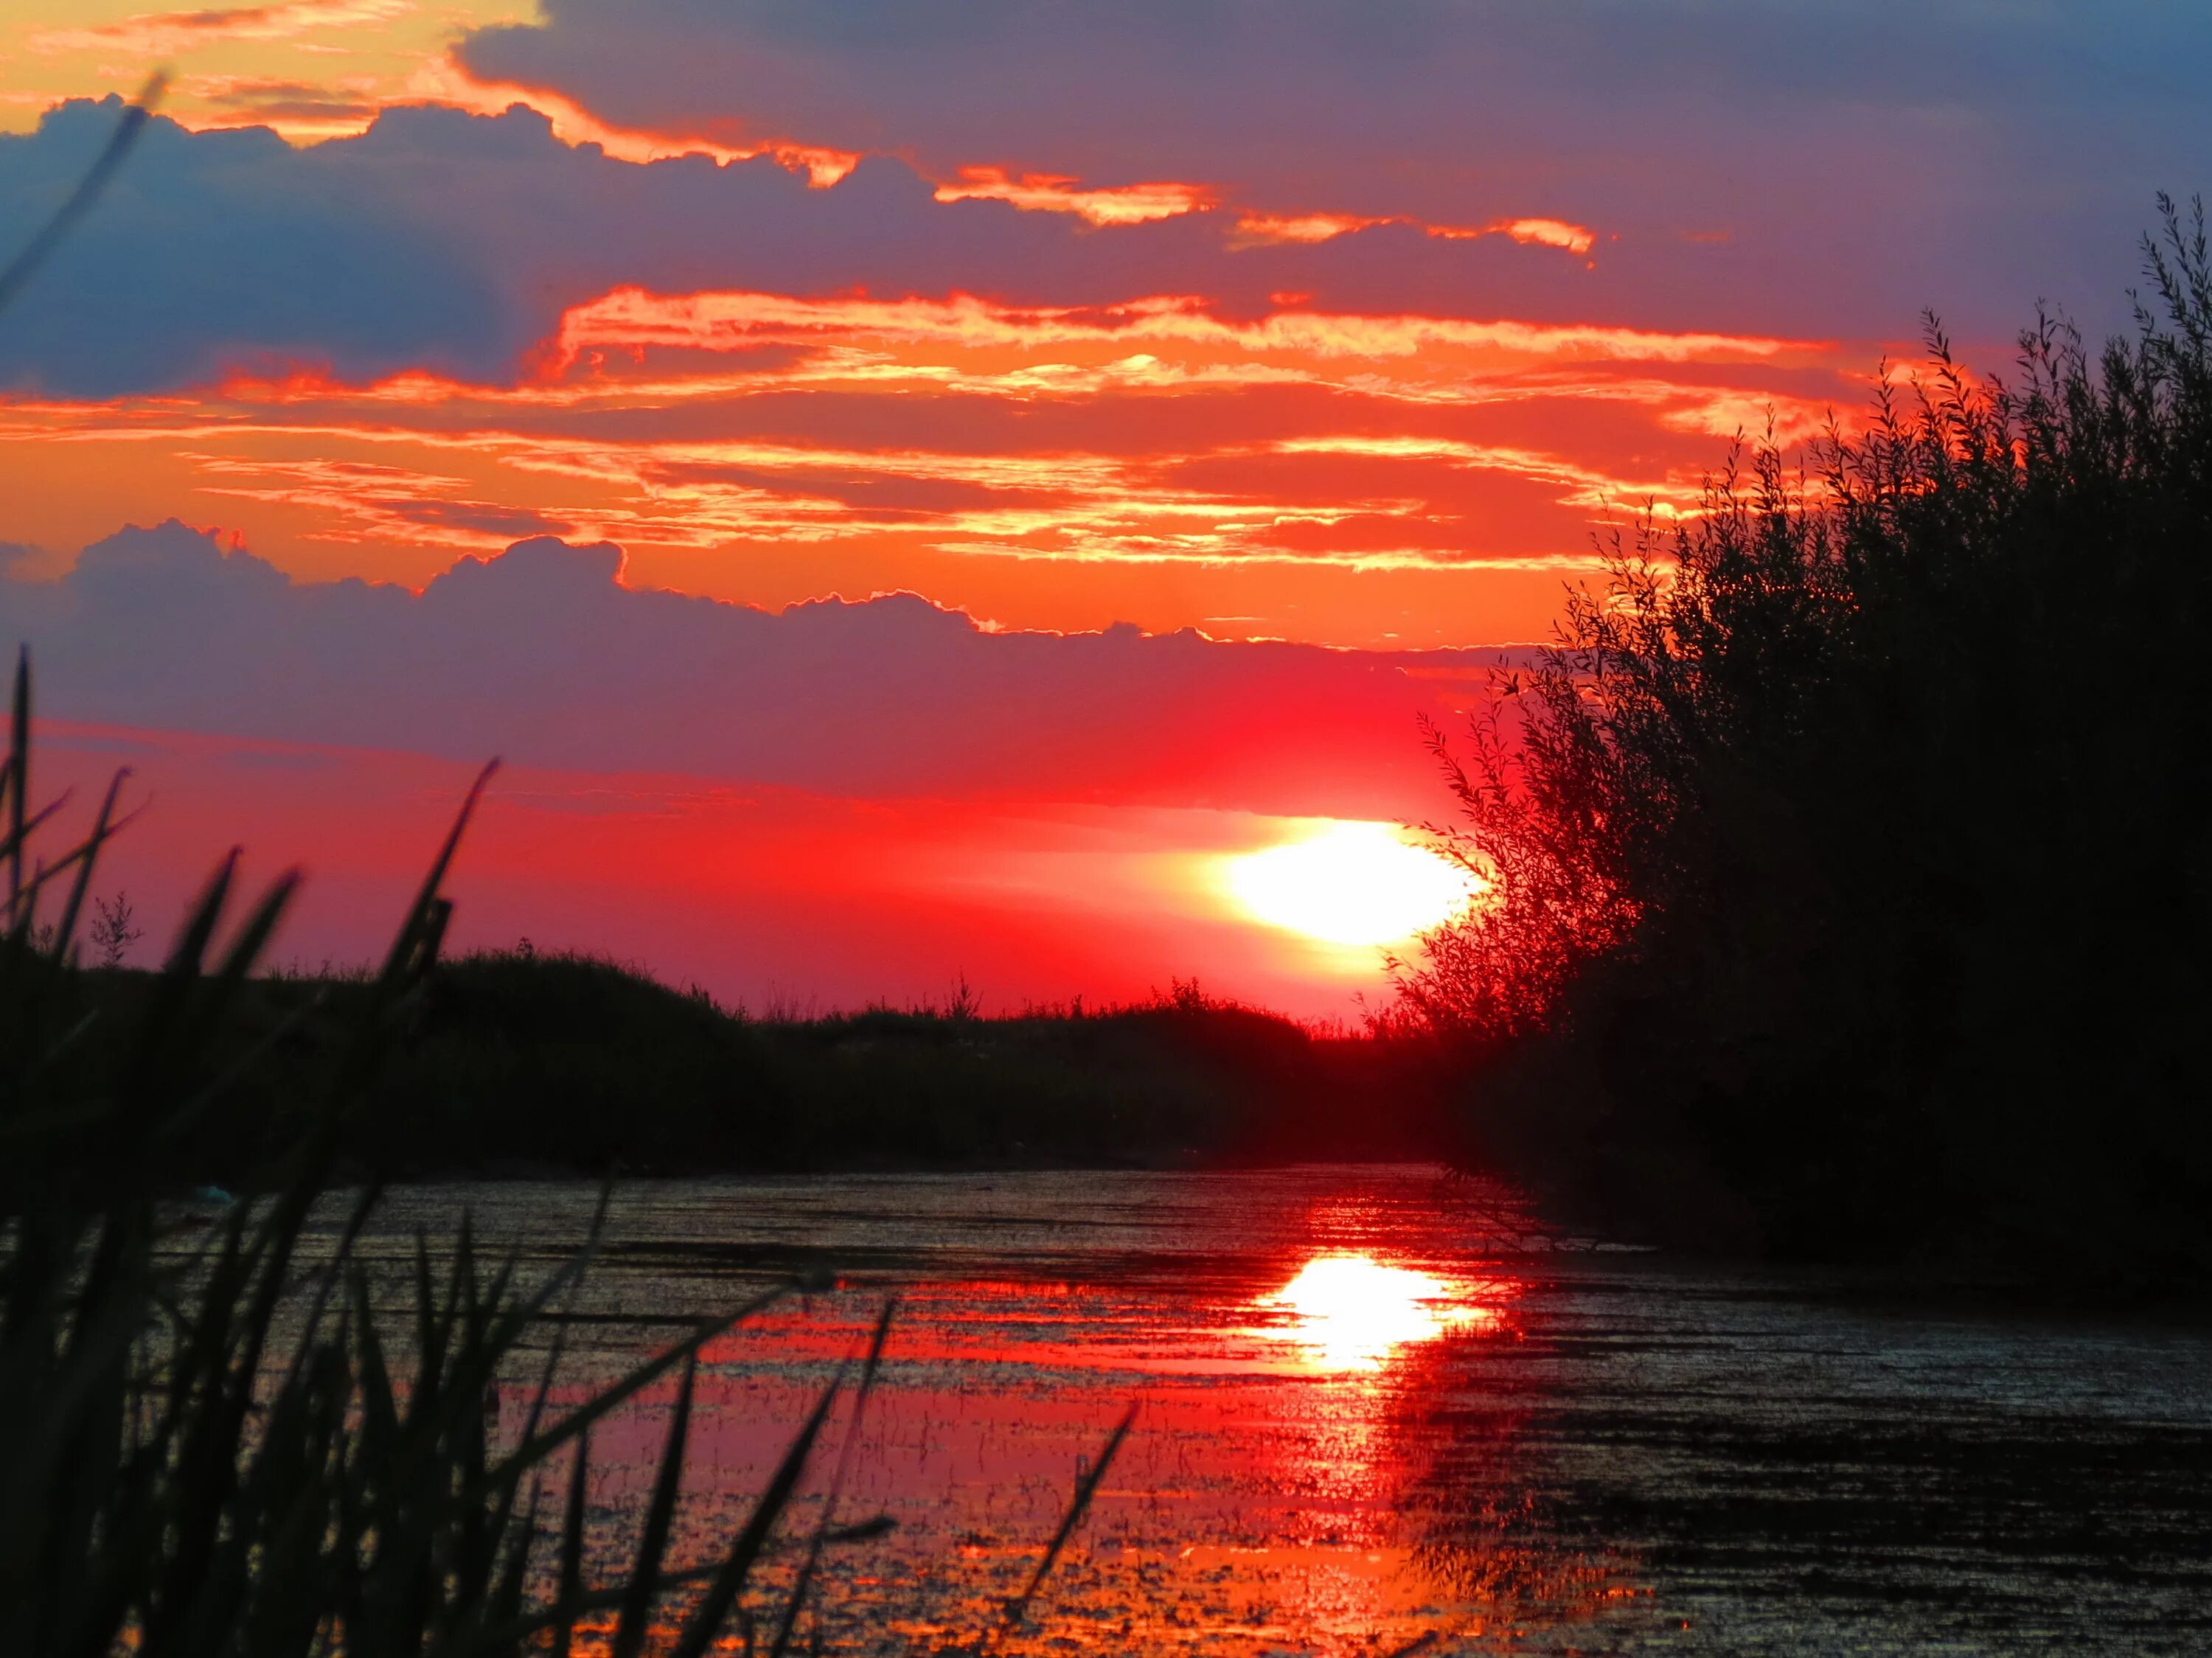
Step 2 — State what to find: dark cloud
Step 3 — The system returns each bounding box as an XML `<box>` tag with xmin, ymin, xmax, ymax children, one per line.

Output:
<box><xmin>0</xmin><ymin>6</ymin><xmax>2198</xmax><ymax>400</ymax></box>
<box><xmin>0</xmin><ymin>102</ymin><xmax>509</xmax><ymax>394</ymax></box>
<box><xmin>462</xmin><ymin>0</ymin><xmax>2210</xmax><ymax>341</ymax></box>
<box><xmin>0</xmin><ymin>97</ymin><xmax>1599</xmax><ymax>397</ymax></box>
<box><xmin>1</xmin><ymin>521</ymin><xmax>1517</xmax><ymax>818</ymax></box>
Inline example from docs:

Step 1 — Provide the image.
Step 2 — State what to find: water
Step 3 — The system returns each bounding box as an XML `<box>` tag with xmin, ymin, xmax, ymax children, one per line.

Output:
<box><xmin>340</xmin><ymin>1167</ymin><xmax>2212</xmax><ymax>1655</ymax></box>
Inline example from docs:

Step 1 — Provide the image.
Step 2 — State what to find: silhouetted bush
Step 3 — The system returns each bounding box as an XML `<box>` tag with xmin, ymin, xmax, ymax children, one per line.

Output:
<box><xmin>1400</xmin><ymin>198</ymin><xmax>2212</xmax><ymax>1290</ymax></box>
<box><xmin>102</xmin><ymin>950</ymin><xmax>1439</xmax><ymax>1180</ymax></box>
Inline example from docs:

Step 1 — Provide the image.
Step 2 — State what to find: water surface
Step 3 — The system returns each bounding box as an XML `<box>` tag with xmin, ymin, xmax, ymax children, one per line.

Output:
<box><xmin>345</xmin><ymin>1167</ymin><xmax>2212</xmax><ymax>1655</ymax></box>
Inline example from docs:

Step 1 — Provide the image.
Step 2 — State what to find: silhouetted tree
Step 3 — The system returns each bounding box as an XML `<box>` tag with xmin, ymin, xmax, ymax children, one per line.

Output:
<box><xmin>1401</xmin><ymin>198</ymin><xmax>2212</xmax><ymax>1288</ymax></box>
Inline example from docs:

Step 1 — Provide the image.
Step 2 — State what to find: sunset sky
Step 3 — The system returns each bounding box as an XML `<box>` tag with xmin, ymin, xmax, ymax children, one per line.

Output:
<box><xmin>2</xmin><ymin>1</ymin><xmax>2203</xmax><ymax>1014</ymax></box>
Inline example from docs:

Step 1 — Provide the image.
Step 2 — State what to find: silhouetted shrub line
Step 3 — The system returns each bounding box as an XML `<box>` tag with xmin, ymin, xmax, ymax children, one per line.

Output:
<box><xmin>74</xmin><ymin>948</ymin><xmax>1444</xmax><ymax>1181</ymax></box>
<box><xmin>1399</xmin><ymin>198</ymin><xmax>2212</xmax><ymax>1296</ymax></box>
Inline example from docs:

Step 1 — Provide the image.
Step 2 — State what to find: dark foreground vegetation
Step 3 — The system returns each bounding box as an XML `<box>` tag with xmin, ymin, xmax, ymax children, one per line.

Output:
<box><xmin>76</xmin><ymin>950</ymin><xmax>1436</xmax><ymax>1182</ymax></box>
<box><xmin>1399</xmin><ymin>200</ymin><xmax>2212</xmax><ymax>1295</ymax></box>
<box><xmin>1</xmin><ymin>661</ymin><xmax>1133</xmax><ymax>1654</ymax></box>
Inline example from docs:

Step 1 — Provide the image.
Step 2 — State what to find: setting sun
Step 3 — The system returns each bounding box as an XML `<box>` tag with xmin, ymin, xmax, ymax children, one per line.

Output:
<box><xmin>1226</xmin><ymin>821</ymin><xmax>1475</xmax><ymax>947</ymax></box>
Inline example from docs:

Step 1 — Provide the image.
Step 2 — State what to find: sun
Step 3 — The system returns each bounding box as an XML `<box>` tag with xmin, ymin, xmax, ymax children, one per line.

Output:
<box><xmin>1225</xmin><ymin>821</ymin><xmax>1475</xmax><ymax>947</ymax></box>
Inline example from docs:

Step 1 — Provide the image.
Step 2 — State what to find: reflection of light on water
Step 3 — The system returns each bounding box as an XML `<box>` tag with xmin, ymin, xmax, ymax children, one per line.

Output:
<box><xmin>1260</xmin><ymin>1252</ymin><xmax>1493</xmax><ymax>1372</ymax></box>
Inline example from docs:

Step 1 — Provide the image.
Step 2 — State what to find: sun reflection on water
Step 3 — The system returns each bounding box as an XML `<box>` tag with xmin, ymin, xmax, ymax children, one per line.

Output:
<box><xmin>1259</xmin><ymin>1252</ymin><xmax>1495</xmax><ymax>1373</ymax></box>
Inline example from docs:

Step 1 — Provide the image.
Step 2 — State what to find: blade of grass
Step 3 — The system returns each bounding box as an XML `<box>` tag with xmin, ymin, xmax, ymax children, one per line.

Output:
<box><xmin>493</xmin><ymin>1286</ymin><xmax>786</xmax><ymax>1497</ymax></box>
<box><xmin>609</xmin><ymin>1353</ymin><xmax>698</xmax><ymax>1658</ymax></box>
<box><xmin>768</xmin><ymin>1298</ymin><xmax>896</xmax><ymax>1658</ymax></box>
<box><xmin>206</xmin><ymin>868</ymin><xmax>302</xmax><ymax>1009</ymax></box>
<box><xmin>0</xmin><ymin>72</ymin><xmax>166</xmax><ymax>314</ymax></box>
<box><xmin>374</xmin><ymin>761</ymin><xmax>497</xmax><ymax>993</ymax></box>
<box><xmin>667</xmin><ymin>1358</ymin><xmax>851</xmax><ymax>1658</ymax></box>
<box><xmin>999</xmin><ymin>1404</ymin><xmax>1138</xmax><ymax>1634</ymax></box>
<box><xmin>49</xmin><ymin>768</ymin><xmax>130</xmax><ymax>963</ymax></box>
<box><xmin>549</xmin><ymin>1427</ymin><xmax>591</xmax><ymax>1658</ymax></box>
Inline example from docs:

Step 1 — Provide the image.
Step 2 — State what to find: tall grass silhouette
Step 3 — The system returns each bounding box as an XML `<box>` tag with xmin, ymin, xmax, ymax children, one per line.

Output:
<box><xmin>0</xmin><ymin>652</ymin><xmax>914</xmax><ymax>1654</ymax></box>
<box><xmin>1400</xmin><ymin>200</ymin><xmax>2212</xmax><ymax>1288</ymax></box>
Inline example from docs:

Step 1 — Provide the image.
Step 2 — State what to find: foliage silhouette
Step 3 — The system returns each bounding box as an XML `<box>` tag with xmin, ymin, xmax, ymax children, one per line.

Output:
<box><xmin>0</xmin><ymin>656</ymin><xmax>907</xmax><ymax>1654</ymax></box>
<box><xmin>1399</xmin><ymin>199</ymin><xmax>2212</xmax><ymax>1289</ymax></box>
<box><xmin>91</xmin><ymin>888</ymin><xmax>143</xmax><ymax>967</ymax></box>
<box><xmin>72</xmin><ymin>947</ymin><xmax>1435</xmax><ymax>1178</ymax></box>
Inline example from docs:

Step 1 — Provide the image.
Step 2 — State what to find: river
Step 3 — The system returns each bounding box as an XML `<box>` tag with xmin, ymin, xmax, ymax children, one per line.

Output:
<box><xmin>339</xmin><ymin>1166</ymin><xmax>2212</xmax><ymax>1655</ymax></box>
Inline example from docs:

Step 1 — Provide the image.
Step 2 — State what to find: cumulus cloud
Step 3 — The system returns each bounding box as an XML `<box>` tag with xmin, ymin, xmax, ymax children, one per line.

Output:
<box><xmin>0</xmin><ymin>521</ymin><xmax>1517</xmax><ymax>818</ymax></box>
<box><xmin>0</xmin><ymin>104</ymin><xmax>506</xmax><ymax>394</ymax></box>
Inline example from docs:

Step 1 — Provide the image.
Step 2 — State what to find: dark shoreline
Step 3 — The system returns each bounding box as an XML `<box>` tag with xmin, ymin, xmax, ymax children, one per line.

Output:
<box><xmin>96</xmin><ymin>947</ymin><xmax>1450</xmax><ymax>1183</ymax></box>
<box><xmin>91</xmin><ymin>947</ymin><xmax>2212</xmax><ymax>1314</ymax></box>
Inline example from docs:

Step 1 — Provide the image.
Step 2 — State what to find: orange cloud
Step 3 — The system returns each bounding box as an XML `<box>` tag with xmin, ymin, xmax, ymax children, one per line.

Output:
<box><xmin>29</xmin><ymin>0</ymin><xmax>411</xmax><ymax>55</ymax></box>
<box><xmin>1439</xmin><ymin>217</ymin><xmax>1599</xmax><ymax>256</ymax></box>
<box><xmin>931</xmin><ymin>167</ymin><xmax>1217</xmax><ymax>226</ymax></box>
<box><xmin>28</xmin><ymin>0</ymin><xmax>414</xmax><ymax>55</ymax></box>
<box><xmin>1233</xmin><ymin>210</ymin><xmax>1599</xmax><ymax>256</ymax></box>
<box><xmin>0</xmin><ymin>374</ymin><xmax>1643</xmax><ymax>627</ymax></box>
<box><xmin>406</xmin><ymin>56</ymin><xmax>858</xmax><ymax>184</ymax></box>
<box><xmin>0</xmin><ymin>261</ymin><xmax>1848</xmax><ymax>647</ymax></box>
<box><xmin>547</xmin><ymin>288</ymin><xmax>1816</xmax><ymax>370</ymax></box>
<box><xmin>1266</xmin><ymin>435</ymin><xmax>1698</xmax><ymax>515</ymax></box>
<box><xmin>1232</xmin><ymin>211</ymin><xmax>1395</xmax><ymax>245</ymax></box>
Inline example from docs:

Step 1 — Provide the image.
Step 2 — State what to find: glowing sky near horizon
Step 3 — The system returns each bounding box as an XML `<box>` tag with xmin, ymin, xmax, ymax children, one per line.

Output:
<box><xmin>2</xmin><ymin>0</ymin><xmax>2204</xmax><ymax>1010</ymax></box>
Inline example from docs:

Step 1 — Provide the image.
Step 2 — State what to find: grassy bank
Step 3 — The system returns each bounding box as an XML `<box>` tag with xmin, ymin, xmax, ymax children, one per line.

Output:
<box><xmin>79</xmin><ymin>950</ymin><xmax>1443</xmax><ymax>1183</ymax></box>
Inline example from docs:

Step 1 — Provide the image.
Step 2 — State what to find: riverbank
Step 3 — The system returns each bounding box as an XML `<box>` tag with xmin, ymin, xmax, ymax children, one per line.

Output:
<box><xmin>84</xmin><ymin>948</ymin><xmax>1447</xmax><ymax>1182</ymax></box>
